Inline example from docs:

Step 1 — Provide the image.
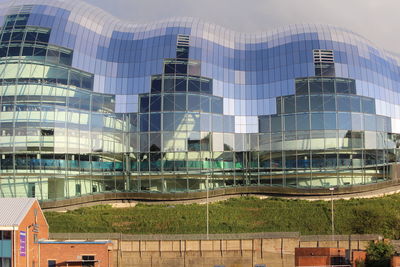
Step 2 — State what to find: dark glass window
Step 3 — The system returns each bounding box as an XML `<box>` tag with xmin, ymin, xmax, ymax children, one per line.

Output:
<box><xmin>81</xmin><ymin>76</ymin><xmax>93</xmax><ymax>90</ymax></box>
<box><xmin>151</xmin><ymin>78</ymin><xmax>162</xmax><ymax>93</ymax></box>
<box><xmin>48</xmin><ymin>260</ymin><xmax>56</xmax><ymax>267</ymax></box>
<box><xmin>211</xmin><ymin>97</ymin><xmax>223</xmax><ymax>114</ymax></box>
<box><xmin>11</xmin><ymin>31</ymin><xmax>23</xmax><ymax>42</ymax></box>
<box><xmin>188</xmin><ymin>78</ymin><xmax>200</xmax><ymax>92</ymax></box>
<box><xmin>336</xmin><ymin>79</ymin><xmax>352</xmax><ymax>94</ymax></box>
<box><xmin>60</xmin><ymin>52</ymin><xmax>72</xmax><ymax>65</ymax></box>
<box><xmin>270</xmin><ymin>116</ymin><xmax>282</xmax><ymax>132</ymax></box>
<box><xmin>337</xmin><ymin>95</ymin><xmax>351</xmax><ymax>111</ymax></box>
<box><xmin>309</xmin><ymin>80</ymin><xmax>323</xmax><ymax>94</ymax></box>
<box><xmin>164</xmin><ymin>63</ymin><xmax>175</xmax><ymax>74</ymax></box>
<box><xmin>36</xmin><ymin>32</ymin><xmax>50</xmax><ymax>43</ymax></box>
<box><xmin>163</xmin><ymin>94</ymin><xmax>174</xmax><ymax>111</ymax></box>
<box><xmin>284</xmin><ymin>115</ymin><xmax>296</xmax><ymax>131</ymax></box>
<box><xmin>174</xmin><ymin>94</ymin><xmax>186</xmax><ymax>111</ymax></box>
<box><xmin>22</xmin><ymin>46</ymin><xmax>33</xmax><ymax>56</ymax></box>
<box><xmin>33</xmin><ymin>47</ymin><xmax>46</xmax><ymax>56</ymax></box>
<box><xmin>7</xmin><ymin>46</ymin><xmax>20</xmax><ymax>56</ymax></box>
<box><xmin>259</xmin><ymin>116</ymin><xmax>270</xmax><ymax>133</ymax></box>
<box><xmin>150</xmin><ymin>95</ymin><xmax>161</xmax><ymax>112</ymax></box>
<box><xmin>163</xmin><ymin>77</ymin><xmax>174</xmax><ymax>91</ymax></box>
<box><xmin>175</xmin><ymin>77</ymin><xmax>187</xmax><ymax>91</ymax></box>
<box><xmin>140</xmin><ymin>96</ymin><xmax>149</xmax><ymax>113</ymax></box>
<box><xmin>140</xmin><ymin>114</ymin><xmax>149</xmax><ymax>132</ymax></box>
<box><xmin>310</xmin><ymin>95</ymin><xmax>323</xmax><ymax>111</ymax></box>
<box><xmin>323</xmin><ymin>95</ymin><xmax>336</xmax><ymax>111</ymax></box>
<box><xmin>295</xmin><ymin>79</ymin><xmax>308</xmax><ymax>95</ymax></box>
<box><xmin>284</xmin><ymin>96</ymin><xmax>295</xmax><ymax>113</ymax></box>
<box><xmin>1</xmin><ymin>32</ymin><xmax>11</xmax><ymax>43</ymax></box>
<box><xmin>175</xmin><ymin>62</ymin><xmax>187</xmax><ymax>74</ymax></box>
<box><xmin>296</xmin><ymin>95</ymin><xmax>309</xmax><ymax>112</ymax></box>
<box><xmin>25</xmin><ymin>32</ymin><xmax>37</xmax><ymax>42</ymax></box>
<box><xmin>201</xmin><ymin>79</ymin><xmax>212</xmax><ymax>94</ymax></box>
<box><xmin>0</xmin><ymin>47</ymin><xmax>7</xmax><ymax>57</ymax></box>
<box><xmin>150</xmin><ymin>113</ymin><xmax>161</xmax><ymax>131</ymax></box>
<box><xmin>322</xmin><ymin>78</ymin><xmax>335</xmax><ymax>93</ymax></box>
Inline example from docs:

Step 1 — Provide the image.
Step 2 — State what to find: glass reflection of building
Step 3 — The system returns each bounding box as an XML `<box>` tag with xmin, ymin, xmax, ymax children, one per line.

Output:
<box><xmin>0</xmin><ymin>0</ymin><xmax>399</xmax><ymax>201</ymax></box>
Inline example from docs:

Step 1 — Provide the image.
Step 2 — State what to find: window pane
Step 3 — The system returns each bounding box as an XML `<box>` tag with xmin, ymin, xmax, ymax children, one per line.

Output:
<box><xmin>296</xmin><ymin>95</ymin><xmax>309</xmax><ymax>112</ymax></box>
<box><xmin>296</xmin><ymin>114</ymin><xmax>310</xmax><ymax>131</ymax></box>
<box><xmin>311</xmin><ymin>113</ymin><xmax>324</xmax><ymax>130</ymax></box>
<box><xmin>337</xmin><ymin>95</ymin><xmax>351</xmax><ymax>111</ymax></box>
<box><xmin>174</xmin><ymin>94</ymin><xmax>186</xmax><ymax>111</ymax></box>
<box><xmin>284</xmin><ymin>96</ymin><xmax>295</xmax><ymax>113</ymax></box>
<box><xmin>310</xmin><ymin>95</ymin><xmax>323</xmax><ymax>111</ymax></box>
<box><xmin>188</xmin><ymin>95</ymin><xmax>201</xmax><ymax>111</ymax></box>
<box><xmin>338</xmin><ymin>112</ymin><xmax>351</xmax><ymax>130</ymax></box>
<box><xmin>324</xmin><ymin>112</ymin><xmax>337</xmax><ymax>130</ymax></box>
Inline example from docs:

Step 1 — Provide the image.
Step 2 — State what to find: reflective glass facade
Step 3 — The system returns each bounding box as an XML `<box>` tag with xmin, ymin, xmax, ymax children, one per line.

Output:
<box><xmin>0</xmin><ymin>0</ymin><xmax>400</xmax><ymax>200</ymax></box>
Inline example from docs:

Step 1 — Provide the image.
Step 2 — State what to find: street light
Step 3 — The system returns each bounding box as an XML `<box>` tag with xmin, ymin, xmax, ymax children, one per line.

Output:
<box><xmin>329</xmin><ymin>187</ymin><xmax>335</xmax><ymax>242</ymax></box>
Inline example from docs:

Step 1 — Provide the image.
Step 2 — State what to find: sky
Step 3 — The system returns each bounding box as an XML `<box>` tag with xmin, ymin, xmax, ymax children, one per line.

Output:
<box><xmin>81</xmin><ymin>0</ymin><xmax>400</xmax><ymax>54</ymax></box>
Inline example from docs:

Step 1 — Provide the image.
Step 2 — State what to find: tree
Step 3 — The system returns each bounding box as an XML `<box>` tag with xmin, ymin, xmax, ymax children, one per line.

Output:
<box><xmin>365</xmin><ymin>240</ymin><xmax>395</xmax><ymax>267</ymax></box>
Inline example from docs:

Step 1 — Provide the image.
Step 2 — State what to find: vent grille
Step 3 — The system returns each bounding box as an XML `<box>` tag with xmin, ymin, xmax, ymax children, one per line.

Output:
<box><xmin>313</xmin><ymin>49</ymin><xmax>334</xmax><ymax>63</ymax></box>
<box><xmin>177</xmin><ymin>34</ymin><xmax>190</xmax><ymax>47</ymax></box>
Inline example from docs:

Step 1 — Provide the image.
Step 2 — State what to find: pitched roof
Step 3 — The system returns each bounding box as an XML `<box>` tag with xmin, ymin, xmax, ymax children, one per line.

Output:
<box><xmin>0</xmin><ymin>198</ymin><xmax>37</xmax><ymax>227</ymax></box>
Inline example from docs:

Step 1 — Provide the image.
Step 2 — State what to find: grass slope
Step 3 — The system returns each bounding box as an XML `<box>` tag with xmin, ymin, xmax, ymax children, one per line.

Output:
<box><xmin>45</xmin><ymin>195</ymin><xmax>400</xmax><ymax>238</ymax></box>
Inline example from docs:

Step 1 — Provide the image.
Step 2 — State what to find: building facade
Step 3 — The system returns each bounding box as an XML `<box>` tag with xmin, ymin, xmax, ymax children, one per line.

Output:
<box><xmin>0</xmin><ymin>0</ymin><xmax>399</xmax><ymax>201</ymax></box>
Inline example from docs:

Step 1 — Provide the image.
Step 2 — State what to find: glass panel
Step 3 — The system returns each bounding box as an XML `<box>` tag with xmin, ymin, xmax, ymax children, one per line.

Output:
<box><xmin>338</xmin><ymin>112</ymin><xmax>351</xmax><ymax>130</ymax></box>
<box><xmin>163</xmin><ymin>113</ymin><xmax>174</xmax><ymax>131</ymax></box>
<box><xmin>364</xmin><ymin>114</ymin><xmax>376</xmax><ymax>131</ymax></box>
<box><xmin>174</xmin><ymin>94</ymin><xmax>186</xmax><ymax>111</ymax></box>
<box><xmin>163</xmin><ymin>94</ymin><xmax>174</xmax><ymax>111</ymax></box>
<box><xmin>175</xmin><ymin>77</ymin><xmax>187</xmax><ymax>92</ymax></box>
<box><xmin>310</xmin><ymin>95</ymin><xmax>323</xmax><ymax>111</ymax></box>
<box><xmin>284</xmin><ymin>115</ymin><xmax>296</xmax><ymax>131</ymax></box>
<box><xmin>259</xmin><ymin>116</ymin><xmax>270</xmax><ymax>133</ymax></box>
<box><xmin>284</xmin><ymin>96</ymin><xmax>295</xmax><ymax>113</ymax></box>
<box><xmin>296</xmin><ymin>95</ymin><xmax>309</xmax><ymax>112</ymax></box>
<box><xmin>362</xmin><ymin>98</ymin><xmax>375</xmax><ymax>114</ymax></box>
<box><xmin>324</xmin><ymin>112</ymin><xmax>337</xmax><ymax>130</ymax></box>
<box><xmin>295</xmin><ymin>79</ymin><xmax>308</xmax><ymax>95</ymax></box>
<box><xmin>296</xmin><ymin>114</ymin><xmax>310</xmax><ymax>131</ymax></box>
<box><xmin>322</xmin><ymin>78</ymin><xmax>335</xmax><ymax>93</ymax></box>
<box><xmin>150</xmin><ymin>113</ymin><xmax>161</xmax><ymax>131</ymax></box>
<box><xmin>211</xmin><ymin>97</ymin><xmax>223</xmax><ymax>114</ymax></box>
<box><xmin>309</xmin><ymin>80</ymin><xmax>323</xmax><ymax>94</ymax></box>
<box><xmin>337</xmin><ymin>95</ymin><xmax>351</xmax><ymax>112</ymax></box>
<box><xmin>270</xmin><ymin>116</ymin><xmax>282</xmax><ymax>132</ymax></box>
<box><xmin>200</xmin><ymin>95</ymin><xmax>210</xmax><ymax>112</ymax></box>
<box><xmin>188</xmin><ymin>94</ymin><xmax>201</xmax><ymax>112</ymax></box>
<box><xmin>140</xmin><ymin>96</ymin><xmax>149</xmax><ymax>113</ymax></box>
<box><xmin>350</xmin><ymin>96</ymin><xmax>361</xmax><ymax>112</ymax></box>
<box><xmin>311</xmin><ymin>113</ymin><xmax>324</xmax><ymax>130</ymax></box>
<box><xmin>150</xmin><ymin>95</ymin><xmax>161</xmax><ymax>112</ymax></box>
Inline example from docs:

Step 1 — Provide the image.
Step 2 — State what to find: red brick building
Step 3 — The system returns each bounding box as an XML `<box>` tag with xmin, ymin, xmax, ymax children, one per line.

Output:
<box><xmin>0</xmin><ymin>198</ymin><xmax>112</xmax><ymax>267</ymax></box>
<box><xmin>295</xmin><ymin>247</ymin><xmax>349</xmax><ymax>267</ymax></box>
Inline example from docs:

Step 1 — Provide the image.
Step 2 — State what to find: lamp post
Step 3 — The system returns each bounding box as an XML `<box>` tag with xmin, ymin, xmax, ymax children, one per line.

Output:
<box><xmin>329</xmin><ymin>187</ymin><xmax>335</xmax><ymax>242</ymax></box>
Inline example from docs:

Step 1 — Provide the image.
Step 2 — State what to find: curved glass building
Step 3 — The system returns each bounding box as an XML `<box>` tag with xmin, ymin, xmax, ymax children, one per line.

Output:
<box><xmin>0</xmin><ymin>0</ymin><xmax>399</xmax><ymax>201</ymax></box>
